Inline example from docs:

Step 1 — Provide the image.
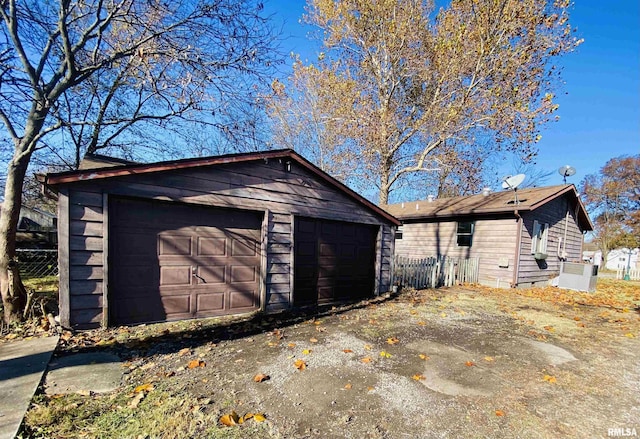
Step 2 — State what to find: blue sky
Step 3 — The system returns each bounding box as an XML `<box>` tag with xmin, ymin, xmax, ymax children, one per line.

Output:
<box><xmin>265</xmin><ymin>0</ymin><xmax>640</xmax><ymax>188</ymax></box>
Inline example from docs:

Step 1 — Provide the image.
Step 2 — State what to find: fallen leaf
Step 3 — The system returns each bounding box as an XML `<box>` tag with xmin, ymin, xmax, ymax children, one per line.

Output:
<box><xmin>267</xmin><ymin>341</ymin><xmax>279</xmax><ymax>347</ymax></box>
<box><xmin>577</xmin><ymin>323</ymin><xmax>586</xmax><ymax>328</ymax></box>
<box><xmin>379</xmin><ymin>351</ymin><xmax>392</xmax><ymax>358</ymax></box>
<box><xmin>624</xmin><ymin>333</ymin><xmax>635</xmax><ymax>338</ymax></box>
<box><xmin>417</xmin><ymin>321</ymin><xmax>427</xmax><ymax>326</ymax></box>
<box><xmin>495</xmin><ymin>410</ymin><xmax>505</xmax><ymax>417</ymax></box>
<box><xmin>543</xmin><ymin>374</ymin><xmax>557</xmax><ymax>384</ymax></box>
<box><xmin>309</xmin><ymin>337</ymin><xmax>318</xmax><ymax>343</ymax></box>
<box><xmin>253</xmin><ymin>413</ymin><xmax>266</xmax><ymax>422</ymax></box>
<box><xmin>294</xmin><ymin>359</ymin><xmax>307</xmax><ymax>370</ymax></box>
<box><xmin>361</xmin><ymin>356</ymin><xmax>373</xmax><ymax>364</ymax></box>
<box><xmin>573</xmin><ymin>316</ymin><xmax>581</xmax><ymax>321</ymax></box>
<box><xmin>465</xmin><ymin>361</ymin><xmax>475</xmax><ymax>367</ymax></box>
<box><xmin>344</xmin><ymin>383</ymin><xmax>352</xmax><ymax>390</ymax></box>
<box><xmin>178</xmin><ymin>348</ymin><xmax>191</xmax><ymax>356</ymax></box>
<box><xmin>440</xmin><ymin>312</ymin><xmax>447</xmax><ymax>318</ymax></box>
<box><xmin>418</xmin><ymin>354</ymin><xmax>430</xmax><ymax>361</ymax></box>
<box><xmin>219</xmin><ymin>411</ymin><xmax>240</xmax><ymax>427</ymax></box>
<box><xmin>410</xmin><ymin>310</ymin><xmax>418</xmax><ymax>315</ymax></box>
<box><xmin>483</xmin><ymin>356</ymin><xmax>495</xmax><ymax>362</ymax></box>
<box><xmin>543</xmin><ymin>325</ymin><xmax>554</xmax><ymax>332</ymax></box>
<box><xmin>134</xmin><ymin>383</ymin><xmax>154</xmax><ymax>393</ymax></box>
<box><xmin>314</xmin><ymin>320</ymin><xmax>322</xmax><ymax>325</ymax></box>
<box><xmin>128</xmin><ymin>392</ymin><xmax>145</xmax><ymax>408</ymax></box>
<box><xmin>287</xmin><ymin>343</ymin><xmax>297</xmax><ymax>348</ymax></box>
<box><xmin>364</xmin><ymin>344</ymin><xmax>372</xmax><ymax>350</ymax></box>
<box><xmin>412</xmin><ymin>374</ymin><xmax>426</xmax><ymax>381</ymax></box>
<box><xmin>188</xmin><ymin>359</ymin><xmax>206</xmax><ymax>369</ymax></box>
<box><xmin>253</xmin><ymin>374</ymin><xmax>270</xmax><ymax>383</ymax></box>
<box><xmin>367</xmin><ymin>386</ymin><xmax>375</xmax><ymax>391</ymax></box>
<box><xmin>302</xmin><ymin>349</ymin><xmax>312</xmax><ymax>355</ymax></box>
<box><xmin>386</xmin><ymin>337</ymin><xmax>400</xmax><ymax>345</ymax></box>
<box><xmin>343</xmin><ymin>349</ymin><xmax>353</xmax><ymax>353</ymax></box>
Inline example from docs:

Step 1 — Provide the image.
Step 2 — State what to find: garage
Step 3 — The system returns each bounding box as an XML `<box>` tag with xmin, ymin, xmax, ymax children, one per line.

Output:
<box><xmin>46</xmin><ymin>149</ymin><xmax>398</xmax><ymax>328</ymax></box>
<box><xmin>294</xmin><ymin>217</ymin><xmax>378</xmax><ymax>306</ymax></box>
<box><xmin>109</xmin><ymin>197</ymin><xmax>262</xmax><ymax>325</ymax></box>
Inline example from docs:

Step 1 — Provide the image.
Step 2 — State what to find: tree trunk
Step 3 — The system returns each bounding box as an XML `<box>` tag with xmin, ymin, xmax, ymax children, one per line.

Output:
<box><xmin>378</xmin><ymin>155</ymin><xmax>392</xmax><ymax>206</ymax></box>
<box><xmin>0</xmin><ymin>154</ymin><xmax>31</xmax><ymax>324</ymax></box>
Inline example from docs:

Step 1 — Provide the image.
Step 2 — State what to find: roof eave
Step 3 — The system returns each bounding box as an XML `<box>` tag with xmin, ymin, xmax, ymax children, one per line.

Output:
<box><xmin>45</xmin><ymin>149</ymin><xmax>401</xmax><ymax>227</ymax></box>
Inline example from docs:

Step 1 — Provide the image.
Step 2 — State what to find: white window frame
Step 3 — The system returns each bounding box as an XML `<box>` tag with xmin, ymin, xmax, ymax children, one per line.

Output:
<box><xmin>531</xmin><ymin>220</ymin><xmax>549</xmax><ymax>255</ymax></box>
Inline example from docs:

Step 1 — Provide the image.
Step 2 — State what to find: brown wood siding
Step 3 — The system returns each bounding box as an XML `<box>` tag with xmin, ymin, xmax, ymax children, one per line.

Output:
<box><xmin>66</xmin><ymin>189</ymin><xmax>105</xmax><ymax>328</ymax></box>
<box><xmin>60</xmin><ymin>159</ymin><xmax>394</xmax><ymax>327</ymax></box>
<box><xmin>395</xmin><ymin>218</ymin><xmax>518</xmax><ymax>287</ymax></box>
<box><xmin>517</xmin><ymin>195</ymin><xmax>585</xmax><ymax>286</ymax></box>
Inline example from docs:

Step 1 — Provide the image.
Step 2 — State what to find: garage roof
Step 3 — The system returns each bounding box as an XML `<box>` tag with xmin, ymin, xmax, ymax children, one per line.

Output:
<box><xmin>45</xmin><ymin>148</ymin><xmax>400</xmax><ymax>226</ymax></box>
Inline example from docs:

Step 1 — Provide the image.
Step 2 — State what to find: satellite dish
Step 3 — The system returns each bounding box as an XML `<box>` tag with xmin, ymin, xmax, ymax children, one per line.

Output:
<box><xmin>502</xmin><ymin>174</ymin><xmax>526</xmax><ymax>205</ymax></box>
<box><xmin>501</xmin><ymin>174</ymin><xmax>526</xmax><ymax>190</ymax></box>
<box><xmin>558</xmin><ymin>165</ymin><xmax>576</xmax><ymax>183</ymax></box>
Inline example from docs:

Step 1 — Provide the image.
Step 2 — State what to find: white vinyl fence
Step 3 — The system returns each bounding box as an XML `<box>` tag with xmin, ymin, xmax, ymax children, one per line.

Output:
<box><xmin>616</xmin><ymin>268</ymin><xmax>640</xmax><ymax>281</ymax></box>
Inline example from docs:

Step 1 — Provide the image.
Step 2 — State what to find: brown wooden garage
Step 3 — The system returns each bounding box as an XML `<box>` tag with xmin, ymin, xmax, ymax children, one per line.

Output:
<box><xmin>46</xmin><ymin>149</ymin><xmax>399</xmax><ymax>329</ymax></box>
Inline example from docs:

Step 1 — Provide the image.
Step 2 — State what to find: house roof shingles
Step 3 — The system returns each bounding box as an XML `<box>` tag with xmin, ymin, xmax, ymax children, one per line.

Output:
<box><xmin>384</xmin><ymin>184</ymin><xmax>593</xmax><ymax>231</ymax></box>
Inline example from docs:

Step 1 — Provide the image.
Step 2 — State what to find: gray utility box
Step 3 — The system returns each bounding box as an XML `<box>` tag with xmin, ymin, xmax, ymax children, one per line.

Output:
<box><xmin>558</xmin><ymin>262</ymin><xmax>598</xmax><ymax>292</ymax></box>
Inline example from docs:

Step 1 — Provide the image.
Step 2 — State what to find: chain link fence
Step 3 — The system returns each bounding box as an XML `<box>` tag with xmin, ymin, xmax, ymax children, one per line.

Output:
<box><xmin>15</xmin><ymin>249</ymin><xmax>59</xmax><ymax>279</ymax></box>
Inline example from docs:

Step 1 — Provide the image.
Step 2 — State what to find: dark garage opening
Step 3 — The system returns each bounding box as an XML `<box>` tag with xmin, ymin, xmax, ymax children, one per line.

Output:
<box><xmin>294</xmin><ymin>217</ymin><xmax>378</xmax><ymax>307</ymax></box>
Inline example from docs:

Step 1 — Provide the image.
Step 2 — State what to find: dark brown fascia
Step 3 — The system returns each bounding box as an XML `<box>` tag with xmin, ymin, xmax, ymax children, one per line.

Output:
<box><xmin>45</xmin><ymin>148</ymin><xmax>401</xmax><ymax>227</ymax></box>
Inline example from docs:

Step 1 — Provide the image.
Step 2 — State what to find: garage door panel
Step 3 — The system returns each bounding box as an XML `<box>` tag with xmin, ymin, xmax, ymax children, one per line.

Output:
<box><xmin>230</xmin><ymin>265</ymin><xmax>257</xmax><ymax>283</ymax></box>
<box><xmin>110</xmin><ymin>197</ymin><xmax>262</xmax><ymax>325</ymax></box>
<box><xmin>196</xmin><ymin>293</ymin><xmax>225</xmax><ymax>312</ymax></box>
<box><xmin>113</xmin><ymin>266</ymin><xmax>157</xmax><ymax>288</ymax></box>
<box><xmin>159</xmin><ymin>235</ymin><xmax>192</xmax><ymax>256</ymax></box>
<box><xmin>113</xmin><ymin>232</ymin><xmax>157</xmax><ymax>256</ymax></box>
<box><xmin>197</xmin><ymin>265</ymin><xmax>225</xmax><ymax>283</ymax></box>
<box><xmin>231</xmin><ymin>237</ymin><xmax>258</xmax><ymax>256</ymax></box>
<box><xmin>197</xmin><ymin>237</ymin><xmax>227</xmax><ymax>256</ymax></box>
<box><xmin>160</xmin><ymin>266</ymin><xmax>191</xmax><ymax>286</ymax></box>
<box><xmin>161</xmin><ymin>295</ymin><xmax>191</xmax><ymax>315</ymax></box>
<box><xmin>230</xmin><ymin>289</ymin><xmax>257</xmax><ymax>309</ymax></box>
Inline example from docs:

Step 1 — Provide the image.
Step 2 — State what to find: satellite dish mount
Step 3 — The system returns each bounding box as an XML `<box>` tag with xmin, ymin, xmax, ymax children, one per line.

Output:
<box><xmin>558</xmin><ymin>165</ymin><xmax>576</xmax><ymax>184</ymax></box>
<box><xmin>502</xmin><ymin>174</ymin><xmax>526</xmax><ymax>205</ymax></box>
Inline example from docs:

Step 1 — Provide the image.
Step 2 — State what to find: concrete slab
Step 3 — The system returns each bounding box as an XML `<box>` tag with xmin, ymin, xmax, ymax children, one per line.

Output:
<box><xmin>0</xmin><ymin>335</ymin><xmax>59</xmax><ymax>439</ymax></box>
<box><xmin>45</xmin><ymin>352</ymin><xmax>123</xmax><ymax>395</ymax></box>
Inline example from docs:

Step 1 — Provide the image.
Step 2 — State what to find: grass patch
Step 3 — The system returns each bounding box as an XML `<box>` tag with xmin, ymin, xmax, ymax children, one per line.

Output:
<box><xmin>23</xmin><ymin>385</ymin><xmax>273</xmax><ymax>439</ymax></box>
<box><xmin>23</xmin><ymin>275</ymin><xmax>58</xmax><ymax>294</ymax></box>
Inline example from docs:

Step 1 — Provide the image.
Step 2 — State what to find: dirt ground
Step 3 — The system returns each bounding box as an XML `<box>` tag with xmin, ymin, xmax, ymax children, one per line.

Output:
<box><xmin>20</xmin><ymin>282</ymin><xmax>640</xmax><ymax>439</ymax></box>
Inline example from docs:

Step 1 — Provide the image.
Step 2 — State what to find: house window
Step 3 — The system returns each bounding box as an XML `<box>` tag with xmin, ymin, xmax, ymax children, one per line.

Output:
<box><xmin>531</xmin><ymin>220</ymin><xmax>549</xmax><ymax>255</ymax></box>
<box><xmin>395</xmin><ymin>225</ymin><xmax>403</xmax><ymax>240</ymax></box>
<box><xmin>457</xmin><ymin>221</ymin><xmax>474</xmax><ymax>247</ymax></box>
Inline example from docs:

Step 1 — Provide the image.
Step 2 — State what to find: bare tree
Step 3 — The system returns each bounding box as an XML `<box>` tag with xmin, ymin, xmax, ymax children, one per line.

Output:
<box><xmin>0</xmin><ymin>0</ymin><xmax>280</xmax><ymax>322</ymax></box>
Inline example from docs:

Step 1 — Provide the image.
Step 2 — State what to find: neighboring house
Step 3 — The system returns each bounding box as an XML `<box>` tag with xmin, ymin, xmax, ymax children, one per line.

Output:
<box><xmin>605</xmin><ymin>248</ymin><xmax>639</xmax><ymax>271</ymax></box>
<box><xmin>582</xmin><ymin>250</ymin><xmax>602</xmax><ymax>266</ymax></box>
<box><xmin>0</xmin><ymin>203</ymin><xmax>57</xmax><ymax>248</ymax></box>
<box><xmin>385</xmin><ymin>185</ymin><xmax>593</xmax><ymax>288</ymax></box>
<box><xmin>45</xmin><ymin>149</ymin><xmax>399</xmax><ymax>329</ymax></box>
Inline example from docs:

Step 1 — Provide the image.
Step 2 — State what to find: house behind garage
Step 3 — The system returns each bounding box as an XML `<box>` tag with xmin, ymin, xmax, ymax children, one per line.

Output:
<box><xmin>46</xmin><ymin>149</ymin><xmax>399</xmax><ymax>329</ymax></box>
<box><xmin>385</xmin><ymin>185</ymin><xmax>593</xmax><ymax>288</ymax></box>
